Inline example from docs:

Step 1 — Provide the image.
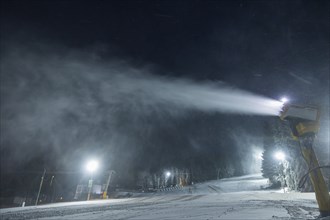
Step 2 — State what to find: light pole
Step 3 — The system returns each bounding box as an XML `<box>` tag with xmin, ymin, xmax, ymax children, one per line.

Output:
<box><xmin>35</xmin><ymin>168</ymin><xmax>46</xmax><ymax>206</ymax></box>
<box><xmin>165</xmin><ymin>171</ymin><xmax>171</xmax><ymax>187</ymax></box>
<box><xmin>86</xmin><ymin>160</ymin><xmax>98</xmax><ymax>201</ymax></box>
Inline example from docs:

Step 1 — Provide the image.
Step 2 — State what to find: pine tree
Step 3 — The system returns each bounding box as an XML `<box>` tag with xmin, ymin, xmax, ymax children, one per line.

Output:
<box><xmin>261</xmin><ymin>118</ymin><xmax>312</xmax><ymax>191</ymax></box>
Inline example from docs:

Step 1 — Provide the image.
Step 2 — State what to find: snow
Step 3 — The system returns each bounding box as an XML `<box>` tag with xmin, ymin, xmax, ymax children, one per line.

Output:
<box><xmin>0</xmin><ymin>174</ymin><xmax>323</xmax><ymax>219</ymax></box>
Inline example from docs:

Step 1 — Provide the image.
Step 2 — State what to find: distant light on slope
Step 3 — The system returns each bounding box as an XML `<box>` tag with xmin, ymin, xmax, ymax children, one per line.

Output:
<box><xmin>274</xmin><ymin>151</ymin><xmax>285</xmax><ymax>161</ymax></box>
<box><xmin>165</xmin><ymin>171</ymin><xmax>171</xmax><ymax>177</ymax></box>
<box><xmin>257</xmin><ymin>152</ymin><xmax>263</xmax><ymax>160</ymax></box>
<box><xmin>86</xmin><ymin>160</ymin><xmax>99</xmax><ymax>172</ymax></box>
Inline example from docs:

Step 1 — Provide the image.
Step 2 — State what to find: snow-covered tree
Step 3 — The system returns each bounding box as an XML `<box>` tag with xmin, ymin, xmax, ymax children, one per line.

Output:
<box><xmin>261</xmin><ymin>118</ymin><xmax>312</xmax><ymax>191</ymax></box>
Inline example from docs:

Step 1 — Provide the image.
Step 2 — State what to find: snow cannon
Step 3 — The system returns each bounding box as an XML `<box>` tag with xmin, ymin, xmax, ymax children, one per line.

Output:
<box><xmin>280</xmin><ymin>104</ymin><xmax>330</xmax><ymax>217</ymax></box>
<box><xmin>280</xmin><ymin>104</ymin><xmax>320</xmax><ymax>138</ymax></box>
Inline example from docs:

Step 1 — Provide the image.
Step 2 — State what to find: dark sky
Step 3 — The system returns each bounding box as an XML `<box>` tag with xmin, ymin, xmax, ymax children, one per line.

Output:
<box><xmin>2</xmin><ymin>0</ymin><xmax>329</xmax><ymax>98</ymax></box>
<box><xmin>1</xmin><ymin>0</ymin><xmax>329</xmax><ymax>193</ymax></box>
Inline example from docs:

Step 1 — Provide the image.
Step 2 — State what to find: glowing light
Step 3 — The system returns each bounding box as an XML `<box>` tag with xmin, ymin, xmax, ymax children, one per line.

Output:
<box><xmin>86</xmin><ymin>160</ymin><xmax>99</xmax><ymax>172</ymax></box>
<box><xmin>274</xmin><ymin>151</ymin><xmax>285</xmax><ymax>161</ymax></box>
<box><xmin>165</xmin><ymin>171</ymin><xmax>171</xmax><ymax>177</ymax></box>
<box><xmin>253</xmin><ymin>149</ymin><xmax>263</xmax><ymax>160</ymax></box>
<box><xmin>280</xmin><ymin>97</ymin><xmax>289</xmax><ymax>103</ymax></box>
<box><xmin>257</xmin><ymin>152</ymin><xmax>263</xmax><ymax>160</ymax></box>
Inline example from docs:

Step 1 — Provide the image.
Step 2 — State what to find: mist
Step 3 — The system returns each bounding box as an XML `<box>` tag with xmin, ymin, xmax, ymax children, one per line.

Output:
<box><xmin>0</xmin><ymin>43</ymin><xmax>282</xmax><ymax>177</ymax></box>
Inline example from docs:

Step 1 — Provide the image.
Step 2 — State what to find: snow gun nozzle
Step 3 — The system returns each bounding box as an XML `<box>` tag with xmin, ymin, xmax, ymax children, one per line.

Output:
<box><xmin>280</xmin><ymin>104</ymin><xmax>319</xmax><ymax>122</ymax></box>
<box><xmin>279</xmin><ymin>104</ymin><xmax>320</xmax><ymax>138</ymax></box>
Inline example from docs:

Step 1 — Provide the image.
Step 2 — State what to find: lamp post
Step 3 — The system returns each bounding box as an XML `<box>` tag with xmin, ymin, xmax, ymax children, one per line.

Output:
<box><xmin>86</xmin><ymin>160</ymin><xmax>98</xmax><ymax>201</ymax></box>
<box><xmin>35</xmin><ymin>168</ymin><xmax>46</xmax><ymax>206</ymax></box>
<box><xmin>165</xmin><ymin>171</ymin><xmax>171</xmax><ymax>187</ymax></box>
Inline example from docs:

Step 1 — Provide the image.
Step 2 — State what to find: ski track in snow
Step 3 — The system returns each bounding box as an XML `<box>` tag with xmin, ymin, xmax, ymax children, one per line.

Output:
<box><xmin>0</xmin><ymin>174</ymin><xmax>321</xmax><ymax>220</ymax></box>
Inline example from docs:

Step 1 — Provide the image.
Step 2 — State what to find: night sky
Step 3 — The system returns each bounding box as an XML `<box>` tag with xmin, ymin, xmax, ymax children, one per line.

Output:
<box><xmin>1</xmin><ymin>0</ymin><xmax>329</xmax><ymax>197</ymax></box>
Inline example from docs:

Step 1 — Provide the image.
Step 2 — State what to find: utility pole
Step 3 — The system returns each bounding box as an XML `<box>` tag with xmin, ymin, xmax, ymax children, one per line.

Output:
<box><xmin>35</xmin><ymin>168</ymin><xmax>46</xmax><ymax>206</ymax></box>
<box><xmin>49</xmin><ymin>175</ymin><xmax>55</xmax><ymax>203</ymax></box>
<box><xmin>86</xmin><ymin>160</ymin><xmax>99</xmax><ymax>201</ymax></box>
<box><xmin>87</xmin><ymin>173</ymin><xmax>93</xmax><ymax>201</ymax></box>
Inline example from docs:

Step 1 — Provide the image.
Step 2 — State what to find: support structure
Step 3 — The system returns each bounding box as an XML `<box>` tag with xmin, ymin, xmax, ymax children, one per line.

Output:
<box><xmin>280</xmin><ymin>104</ymin><xmax>330</xmax><ymax>217</ymax></box>
<box><xmin>103</xmin><ymin>170</ymin><xmax>115</xmax><ymax>199</ymax></box>
<box><xmin>299</xmin><ymin>135</ymin><xmax>330</xmax><ymax>217</ymax></box>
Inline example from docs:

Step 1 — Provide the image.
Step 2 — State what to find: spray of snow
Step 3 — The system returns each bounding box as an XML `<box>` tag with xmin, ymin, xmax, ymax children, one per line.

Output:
<box><xmin>111</xmin><ymin>74</ymin><xmax>284</xmax><ymax>116</ymax></box>
<box><xmin>1</xmin><ymin>44</ymin><xmax>283</xmax><ymax>171</ymax></box>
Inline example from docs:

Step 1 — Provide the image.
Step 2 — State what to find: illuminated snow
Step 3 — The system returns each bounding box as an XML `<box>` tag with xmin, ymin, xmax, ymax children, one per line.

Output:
<box><xmin>0</xmin><ymin>174</ymin><xmax>320</xmax><ymax>220</ymax></box>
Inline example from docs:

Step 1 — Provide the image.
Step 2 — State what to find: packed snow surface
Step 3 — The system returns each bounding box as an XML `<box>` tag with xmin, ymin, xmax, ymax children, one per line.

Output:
<box><xmin>1</xmin><ymin>174</ymin><xmax>323</xmax><ymax>219</ymax></box>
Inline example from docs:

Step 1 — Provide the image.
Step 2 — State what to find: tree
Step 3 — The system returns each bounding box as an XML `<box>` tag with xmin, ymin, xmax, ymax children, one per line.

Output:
<box><xmin>261</xmin><ymin>118</ymin><xmax>312</xmax><ymax>191</ymax></box>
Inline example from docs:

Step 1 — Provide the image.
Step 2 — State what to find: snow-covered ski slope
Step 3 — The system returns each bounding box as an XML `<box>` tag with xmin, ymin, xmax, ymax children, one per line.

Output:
<box><xmin>1</xmin><ymin>174</ymin><xmax>323</xmax><ymax>219</ymax></box>
<box><xmin>191</xmin><ymin>173</ymin><xmax>270</xmax><ymax>194</ymax></box>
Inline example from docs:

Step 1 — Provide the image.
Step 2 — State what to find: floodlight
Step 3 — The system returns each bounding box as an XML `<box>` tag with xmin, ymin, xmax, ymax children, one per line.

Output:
<box><xmin>86</xmin><ymin>160</ymin><xmax>99</xmax><ymax>172</ymax></box>
<box><xmin>274</xmin><ymin>151</ymin><xmax>285</xmax><ymax>161</ymax></box>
